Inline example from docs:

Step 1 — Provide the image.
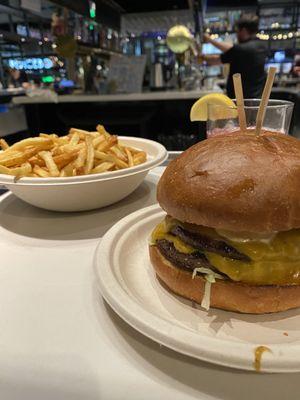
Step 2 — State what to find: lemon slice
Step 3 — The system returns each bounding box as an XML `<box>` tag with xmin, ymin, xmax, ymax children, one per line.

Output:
<box><xmin>190</xmin><ymin>93</ymin><xmax>237</xmax><ymax>121</ymax></box>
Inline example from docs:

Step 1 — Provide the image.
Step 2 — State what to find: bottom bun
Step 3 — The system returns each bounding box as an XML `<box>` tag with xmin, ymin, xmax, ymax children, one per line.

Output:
<box><xmin>149</xmin><ymin>245</ymin><xmax>300</xmax><ymax>314</ymax></box>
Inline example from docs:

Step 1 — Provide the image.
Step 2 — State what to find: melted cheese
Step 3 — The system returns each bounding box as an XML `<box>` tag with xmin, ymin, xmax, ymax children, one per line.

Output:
<box><xmin>216</xmin><ymin>229</ymin><xmax>276</xmax><ymax>244</ymax></box>
<box><xmin>206</xmin><ymin>253</ymin><xmax>300</xmax><ymax>285</ymax></box>
<box><xmin>151</xmin><ymin>217</ymin><xmax>300</xmax><ymax>285</ymax></box>
<box><xmin>151</xmin><ymin>221</ymin><xmax>195</xmax><ymax>254</ymax></box>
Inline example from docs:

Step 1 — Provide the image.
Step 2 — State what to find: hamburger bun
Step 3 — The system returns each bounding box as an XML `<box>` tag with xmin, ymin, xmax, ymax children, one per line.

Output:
<box><xmin>157</xmin><ymin>132</ymin><xmax>300</xmax><ymax>233</ymax></box>
<box><xmin>149</xmin><ymin>245</ymin><xmax>300</xmax><ymax>314</ymax></box>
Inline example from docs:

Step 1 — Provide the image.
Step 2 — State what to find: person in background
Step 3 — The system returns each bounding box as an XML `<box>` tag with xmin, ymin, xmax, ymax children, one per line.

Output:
<box><xmin>292</xmin><ymin>57</ymin><xmax>300</xmax><ymax>77</ymax></box>
<box><xmin>7</xmin><ymin>68</ymin><xmax>29</xmax><ymax>88</ymax></box>
<box><xmin>202</xmin><ymin>14</ymin><xmax>267</xmax><ymax>98</ymax></box>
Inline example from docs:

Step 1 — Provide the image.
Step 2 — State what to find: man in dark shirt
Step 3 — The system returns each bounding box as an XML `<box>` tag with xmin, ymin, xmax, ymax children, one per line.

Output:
<box><xmin>203</xmin><ymin>14</ymin><xmax>267</xmax><ymax>98</ymax></box>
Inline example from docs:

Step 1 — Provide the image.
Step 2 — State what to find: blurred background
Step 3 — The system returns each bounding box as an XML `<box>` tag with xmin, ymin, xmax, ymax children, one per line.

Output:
<box><xmin>0</xmin><ymin>0</ymin><xmax>299</xmax><ymax>149</ymax></box>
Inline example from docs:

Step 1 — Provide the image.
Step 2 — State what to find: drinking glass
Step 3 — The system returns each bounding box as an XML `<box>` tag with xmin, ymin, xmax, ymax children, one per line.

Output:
<box><xmin>207</xmin><ymin>99</ymin><xmax>294</xmax><ymax>138</ymax></box>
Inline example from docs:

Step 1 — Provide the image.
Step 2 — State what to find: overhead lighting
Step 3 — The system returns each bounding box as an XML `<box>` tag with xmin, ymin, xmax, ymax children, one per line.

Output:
<box><xmin>38</xmin><ymin>41</ymin><xmax>43</xmax><ymax>45</ymax></box>
<box><xmin>21</xmin><ymin>37</ymin><xmax>26</xmax><ymax>42</ymax></box>
<box><xmin>52</xmin><ymin>43</ymin><xmax>57</xmax><ymax>49</ymax></box>
<box><xmin>271</xmin><ymin>22</ymin><xmax>280</xmax><ymax>29</ymax></box>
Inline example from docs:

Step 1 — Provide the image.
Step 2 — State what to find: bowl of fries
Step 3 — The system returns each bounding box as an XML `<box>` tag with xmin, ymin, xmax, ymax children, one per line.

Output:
<box><xmin>0</xmin><ymin>125</ymin><xmax>167</xmax><ymax>211</ymax></box>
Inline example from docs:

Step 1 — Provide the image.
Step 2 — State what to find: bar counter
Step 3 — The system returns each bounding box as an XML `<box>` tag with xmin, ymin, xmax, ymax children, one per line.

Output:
<box><xmin>12</xmin><ymin>89</ymin><xmax>222</xmax><ymax>104</ymax></box>
<box><xmin>10</xmin><ymin>86</ymin><xmax>300</xmax><ymax>147</ymax></box>
<box><xmin>12</xmin><ymin>89</ymin><xmax>222</xmax><ymax>148</ymax></box>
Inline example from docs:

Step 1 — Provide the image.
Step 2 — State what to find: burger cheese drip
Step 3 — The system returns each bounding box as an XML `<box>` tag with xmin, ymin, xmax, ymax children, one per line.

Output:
<box><xmin>151</xmin><ymin>216</ymin><xmax>300</xmax><ymax>285</ymax></box>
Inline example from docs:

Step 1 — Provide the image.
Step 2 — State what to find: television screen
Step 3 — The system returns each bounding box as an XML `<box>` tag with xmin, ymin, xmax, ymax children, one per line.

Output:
<box><xmin>282</xmin><ymin>62</ymin><xmax>292</xmax><ymax>74</ymax></box>
<box><xmin>274</xmin><ymin>51</ymin><xmax>285</xmax><ymax>63</ymax></box>
<box><xmin>265</xmin><ymin>63</ymin><xmax>280</xmax><ymax>73</ymax></box>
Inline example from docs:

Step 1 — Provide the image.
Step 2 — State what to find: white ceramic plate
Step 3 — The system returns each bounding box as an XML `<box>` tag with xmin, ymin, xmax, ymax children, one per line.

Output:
<box><xmin>0</xmin><ymin>137</ymin><xmax>167</xmax><ymax>212</ymax></box>
<box><xmin>95</xmin><ymin>204</ymin><xmax>300</xmax><ymax>373</ymax></box>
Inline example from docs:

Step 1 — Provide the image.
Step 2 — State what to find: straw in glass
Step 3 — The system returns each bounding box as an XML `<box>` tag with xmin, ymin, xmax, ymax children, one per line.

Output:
<box><xmin>233</xmin><ymin>73</ymin><xmax>247</xmax><ymax>133</ymax></box>
<box><xmin>255</xmin><ymin>67</ymin><xmax>277</xmax><ymax>136</ymax></box>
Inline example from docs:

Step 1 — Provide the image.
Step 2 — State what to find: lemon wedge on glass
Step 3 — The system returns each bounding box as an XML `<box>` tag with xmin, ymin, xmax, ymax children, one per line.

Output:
<box><xmin>190</xmin><ymin>93</ymin><xmax>237</xmax><ymax>121</ymax></box>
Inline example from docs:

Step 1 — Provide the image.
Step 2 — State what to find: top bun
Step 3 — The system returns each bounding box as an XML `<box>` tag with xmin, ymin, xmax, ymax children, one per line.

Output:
<box><xmin>157</xmin><ymin>132</ymin><xmax>300</xmax><ymax>233</ymax></box>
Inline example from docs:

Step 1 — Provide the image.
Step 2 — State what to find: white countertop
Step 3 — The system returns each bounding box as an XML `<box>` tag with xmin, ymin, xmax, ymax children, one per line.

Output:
<box><xmin>0</xmin><ymin>88</ymin><xmax>26</xmax><ymax>97</ymax></box>
<box><xmin>0</xmin><ymin>168</ymin><xmax>300</xmax><ymax>400</ymax></box>
<box><xmin>12</xmin><ymin>89</ymin><xmax>222</xmax><ymax>105</ymax></box>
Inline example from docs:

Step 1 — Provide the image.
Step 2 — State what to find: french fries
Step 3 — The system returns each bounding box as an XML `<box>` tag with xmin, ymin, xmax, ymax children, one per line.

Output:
<box><xmin>91</xmin><ymin>161</ymin><xmax>115</xmax><ymax>174</ymax></box>
<box><xmin>0</xmin><ymin>139</ymin><xmax>9</xmax><ymax>150</ymax></box>
<box><xmin>70</xmin><ymin>132</ymin><xmax>80</xmax><ymax>146</ymax></box>
<box><xmin>125</xmin><ymin>147</ymin><xmax>134</xmax><ymax>167</ymax></box>
<box><xmin>0</xmin><ymin>162</ymin><xmax>32</xmax><ymax>177</ymax></box>
<box><xmin>133</xmin><ymin>151</ymin><xmax>147</xmax><ymax>165</ymax></box>
<box><xmin>0</xmin><ymin>125</ymin><xmax>147</xmax><ymax>177</ymax></box>
<box><xmin>9</xmin><ymin>137</ymin><xmax>53</xmax><ymax>152</ymax></box>
<box><xmin>33</xmin><ymin>165</ymin><xmax>50</xmax><ymax>177</ymax></box>
<box><xmin>84</xmin><ymin>135</ymin><xmax>94</xmax><ymax>174</ymax></box>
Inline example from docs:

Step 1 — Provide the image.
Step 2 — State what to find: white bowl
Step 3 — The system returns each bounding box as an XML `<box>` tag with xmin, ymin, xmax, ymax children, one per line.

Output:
<box><xmin>0</xmin><ymin>137</ymin><xmax>167</xmax><ymax>212</ymax></box>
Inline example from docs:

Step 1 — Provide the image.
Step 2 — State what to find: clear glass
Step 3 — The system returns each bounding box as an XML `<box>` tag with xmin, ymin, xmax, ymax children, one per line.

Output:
<box><xmin>207</xmin><ymin>99</ymin><xmax>294</xmax><ymax>138</ymax></box>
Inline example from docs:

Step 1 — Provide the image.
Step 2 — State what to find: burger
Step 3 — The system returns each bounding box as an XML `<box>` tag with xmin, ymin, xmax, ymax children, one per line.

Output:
<box><xmin>149</xmin><ymin>131</ymin><xmax>300</xmax><ymax>314</ymax></box>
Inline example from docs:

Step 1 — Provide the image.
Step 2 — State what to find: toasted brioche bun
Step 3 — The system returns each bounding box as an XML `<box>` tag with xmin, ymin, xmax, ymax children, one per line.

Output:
<box><xmin>149</xmin><ymin>245</ymin><xmax>300</xmax><ymax>314</ymax></box>
<box><xmin>157</xmin><ymin>132</ymin><xmax>300</xmax><ymax>233</ymax></box>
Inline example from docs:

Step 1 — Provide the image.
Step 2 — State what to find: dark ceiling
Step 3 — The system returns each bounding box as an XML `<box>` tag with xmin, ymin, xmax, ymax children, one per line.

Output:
<box><xmin>48</xmin><ymin>0</ymin><xmax>259</xmax><ymax>16</ymax></box>
<box><xmin>114</xmin><ymin>0</ymin><xmax>259</xmax><ymax>13</ymax></box>
<box><xmin>114</xmin><ymin>0</ymin><xmax>190</xmax><ymax>13</ymax></box>
<box><xmin>207</xmin><ymin>0</ymin><xmax>257</xmax><ymax>7</ymax></box>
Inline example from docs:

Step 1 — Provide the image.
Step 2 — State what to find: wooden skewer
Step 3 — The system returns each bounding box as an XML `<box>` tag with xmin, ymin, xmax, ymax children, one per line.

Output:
<box><xmin>233</xmin><ymin>73</ymin><xmax>247</xmax><ymax>133</ymax></box>
<box><xmin>255</xmin><ymin>67</ymin><xmax>277</xmax><ymax>136</ymax></box>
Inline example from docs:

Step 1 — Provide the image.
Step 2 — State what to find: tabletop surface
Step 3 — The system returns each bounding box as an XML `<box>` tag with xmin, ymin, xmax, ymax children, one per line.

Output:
<box><xmin>1</xmin><ymin>168</ymin><xmax>300</xmax><ymax>400</ymax></box>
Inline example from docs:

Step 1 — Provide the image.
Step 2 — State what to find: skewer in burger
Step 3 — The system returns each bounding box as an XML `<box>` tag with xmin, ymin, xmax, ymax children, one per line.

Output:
<box><xmin>149</xmin><ymin>131</ymin><xmax>300</xmax><ymax>314</ymax></box>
